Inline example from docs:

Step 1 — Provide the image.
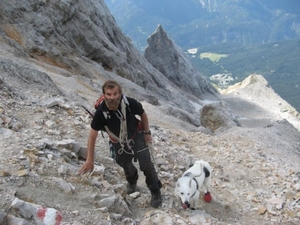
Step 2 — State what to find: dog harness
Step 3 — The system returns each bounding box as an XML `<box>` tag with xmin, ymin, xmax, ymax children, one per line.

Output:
<box><xmin>184</xmin><ymin>165</ymin><xmax>210</xmax><ymax>199</ymax></box>
<box><xmin>191</xmin><ymin>178</ymin><xmax>199</xmax><ymax>198</ymax></box>
<box><xmin>183</xmin><ymin>173</ymin><xmax>199</xmax><ymax>198</ymax></box>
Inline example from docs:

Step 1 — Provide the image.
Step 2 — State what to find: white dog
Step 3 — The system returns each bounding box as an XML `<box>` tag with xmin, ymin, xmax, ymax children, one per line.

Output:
<box><xmin>174</xmin><ymin>160</ymin><xmax>212</xmax><ymax>210</ymax></box>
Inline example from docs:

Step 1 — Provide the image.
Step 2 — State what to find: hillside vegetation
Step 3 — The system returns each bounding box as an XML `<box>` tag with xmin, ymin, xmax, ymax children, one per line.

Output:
<box><xmin>189</xmin><ymin>39</ymin><xmax>300</xmax><ymax>112</ymax></box>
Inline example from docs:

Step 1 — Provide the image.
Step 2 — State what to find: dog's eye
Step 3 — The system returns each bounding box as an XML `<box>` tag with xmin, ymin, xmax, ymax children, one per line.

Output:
<box><xmin>180</xmin><ymin>192</ymin><xmax>184</xmax><ymax>195</ymax></box>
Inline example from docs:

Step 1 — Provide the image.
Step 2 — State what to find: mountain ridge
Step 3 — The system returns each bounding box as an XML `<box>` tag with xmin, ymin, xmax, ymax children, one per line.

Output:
<box><xmin>104</xmin><ymin>0</ymin><xmax>300</xmax><ymax>50</ymax></box>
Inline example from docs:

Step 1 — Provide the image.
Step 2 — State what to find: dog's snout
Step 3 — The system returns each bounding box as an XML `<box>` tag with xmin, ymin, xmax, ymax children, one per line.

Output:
<box><xmin>184</xmin><ymin>202</ymin><xmax>191</xmax><ymax>208</ymax></box>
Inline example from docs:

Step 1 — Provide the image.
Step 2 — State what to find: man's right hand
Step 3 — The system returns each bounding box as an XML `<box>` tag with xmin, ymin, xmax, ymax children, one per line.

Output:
<box><xmin>78</xmin><ymin>129</ymin><xmax>98</xmax><ymax>175</ymax></box>
<box><xmin>78</xmin><ymin>161</ymin><xmax>94</xmax><ymax>175</ymax></box>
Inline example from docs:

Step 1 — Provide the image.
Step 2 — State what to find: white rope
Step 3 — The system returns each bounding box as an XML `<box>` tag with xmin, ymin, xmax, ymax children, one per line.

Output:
<box><xmin>119</xmin><ymin>99</ymin><xmax>127</xmax><ymax>145</ymax></box>
<box><xmin>117</xmin><ymin>147</ymin><xmax>134</xmax><ymax>155</ymax></box>
<box><xmin>104</xmin><ymin>98</ymin><xmax>134</xmax><ymax>155</ymax></box>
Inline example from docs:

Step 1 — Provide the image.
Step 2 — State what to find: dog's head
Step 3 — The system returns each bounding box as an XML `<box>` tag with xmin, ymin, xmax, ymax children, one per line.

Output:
<box><xmin>174</xmin><ymin>176</ymin><xmax>195</xmax><ymax>210</ymax></box>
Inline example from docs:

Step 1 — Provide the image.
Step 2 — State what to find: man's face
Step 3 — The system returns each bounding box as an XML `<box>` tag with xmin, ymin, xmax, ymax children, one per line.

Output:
<box><xmin>104</xmin><ymin>86</ymin><xmax>121</xmax><ymax>111</ymax></box>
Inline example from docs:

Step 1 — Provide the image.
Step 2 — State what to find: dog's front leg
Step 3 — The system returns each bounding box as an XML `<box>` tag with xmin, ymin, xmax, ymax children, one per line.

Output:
<box><xmin>190</xmin><ymin>191</ymin><xmax>200</xmax><ymax>210</ymax></box>
<box><xmin>190</xmin><ymin>202</ymin><xmax>197</xmax><ymax>210</ymax></box>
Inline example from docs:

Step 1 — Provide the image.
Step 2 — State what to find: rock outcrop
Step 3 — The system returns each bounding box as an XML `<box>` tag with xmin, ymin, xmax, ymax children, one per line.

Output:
<box><xmin>0</xmin><ymin>0</ymin><xmax>174</xmax><ymax>101</ymax></box>
<box><xmin>145</xmin><ymin>25</ymin><xmax>218</xmax><ymax>99</ymax></box>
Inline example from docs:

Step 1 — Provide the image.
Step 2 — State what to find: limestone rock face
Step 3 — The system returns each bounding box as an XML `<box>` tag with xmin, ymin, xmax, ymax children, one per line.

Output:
<box><xmin>0</xmin><ymin>0</ymin><xmax>172</xmax><ymax>99</ymax></box>
<box><xmin>0</xmin><ymin>0</ymin><xmax>220</xmax><ymax>115</ymax></box>
<box><xmin>0</xmin><ymin>0</ymin><xmax>221</xmax><ymax>125</ymax></box>
<box><xmin>144</xmin><ymin>24</ymin><xmax>218</xmax><ymax>99</ymax></box>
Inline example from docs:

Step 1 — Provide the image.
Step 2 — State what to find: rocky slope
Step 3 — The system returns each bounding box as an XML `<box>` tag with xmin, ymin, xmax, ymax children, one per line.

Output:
<box><xmin>0</xmin><ymin>0</ymin><xmax>300</xmax><ymax>225</ymax></box>
<box><xmin>1</xmin><ymin>64</ymin><xmax>300</xmax><ymax>225</ymax></box>
<box><xmin>0</xmin><ymin>0</ymin><xmax>215</xmax><ymax>107</ymax></box>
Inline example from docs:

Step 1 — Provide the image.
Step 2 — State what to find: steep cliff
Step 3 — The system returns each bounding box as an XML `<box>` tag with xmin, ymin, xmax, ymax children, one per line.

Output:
<box><xmin>0</xmin><ymin>0</ymin><xmax>172</xmax><ymax>100</ymax></box>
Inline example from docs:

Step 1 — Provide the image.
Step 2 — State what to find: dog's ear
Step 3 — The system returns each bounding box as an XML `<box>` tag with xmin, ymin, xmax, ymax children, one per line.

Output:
<box><xmin>189</xmin><ymin>179</ymin><xmax>192</xmax><ymax>188</ymax></box>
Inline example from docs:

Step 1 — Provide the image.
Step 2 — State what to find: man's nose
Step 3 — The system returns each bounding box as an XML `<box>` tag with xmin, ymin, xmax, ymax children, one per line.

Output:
<box><xmin>111</xmin><ymin>95</ymin><xmax>118</xmax><ymax>100</ymax></box>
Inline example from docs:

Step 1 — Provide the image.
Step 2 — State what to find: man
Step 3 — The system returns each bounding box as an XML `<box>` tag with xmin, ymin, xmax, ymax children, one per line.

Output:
<box><xmin>78</xmin><ymin>80</ymin><xmax>162</xmax><ymax>208</ymax></box>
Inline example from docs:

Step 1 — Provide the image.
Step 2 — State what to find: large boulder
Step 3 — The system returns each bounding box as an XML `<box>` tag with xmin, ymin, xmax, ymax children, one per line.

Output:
<box><xmin>200</xmin><ymin>101</ymin><xmax>240</xmax><ymax>133</ymax></box>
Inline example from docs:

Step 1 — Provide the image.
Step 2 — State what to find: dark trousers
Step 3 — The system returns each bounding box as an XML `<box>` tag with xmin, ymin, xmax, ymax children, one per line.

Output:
<box><xmin>112</xmin><ymin>131</ymin><xmax>162</xmax><ymax>191</ymax></box>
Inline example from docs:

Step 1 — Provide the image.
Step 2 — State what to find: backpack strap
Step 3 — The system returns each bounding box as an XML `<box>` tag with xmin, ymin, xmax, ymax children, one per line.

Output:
<box><xmin>94</xmin><ymin>95</ymin><xmax>105</xmax><ymax>109</ymax></box>
<box><xmin>123</xmin><ymin>95</ymin><xmax>130</xmax><ymax>109</ymax></box>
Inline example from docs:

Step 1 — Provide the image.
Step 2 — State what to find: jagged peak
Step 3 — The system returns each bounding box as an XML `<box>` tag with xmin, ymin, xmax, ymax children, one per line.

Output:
<box><xmin>145</xmin><ymin>25</ymin><xmax>218</xmax><ymax>99</ymax></box>
<box><xmin>155</xmin><ymin>24</ymin><xmax>164</xmax><ymax>32</ymax></box>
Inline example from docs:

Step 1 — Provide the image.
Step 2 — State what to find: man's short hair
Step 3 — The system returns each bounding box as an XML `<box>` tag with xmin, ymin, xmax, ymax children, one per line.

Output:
<box><xmin>102</xmin><ymin>80</ymin><xmax>122</xmax><ymax>94</ymax></box>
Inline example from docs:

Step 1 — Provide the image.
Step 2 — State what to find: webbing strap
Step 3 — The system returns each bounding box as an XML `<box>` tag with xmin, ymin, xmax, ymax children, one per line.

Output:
<box><xmin>184</xmin><ymin>164</ymin><xmax>203</xmax><ymax>197</ymax></box>
<box><xmin>119</xmin><ymin>99</ymin><xmax>127</xmax><ymax>147</ymax></box>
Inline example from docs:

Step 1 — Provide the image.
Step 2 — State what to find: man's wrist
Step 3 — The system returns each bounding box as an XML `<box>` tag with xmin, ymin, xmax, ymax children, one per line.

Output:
<box><xmin>144</xmin><ymin>130</ymin><xmax>151</xmax><ymax>135</ymax></box>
